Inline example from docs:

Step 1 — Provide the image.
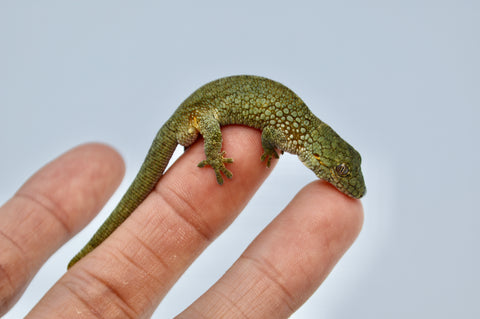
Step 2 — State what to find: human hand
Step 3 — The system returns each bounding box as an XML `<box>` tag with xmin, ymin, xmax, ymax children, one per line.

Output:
<box><xmin>0</xmin><ymin>126</ymin><xmax>363</xmax><ymax>318</ymax></box>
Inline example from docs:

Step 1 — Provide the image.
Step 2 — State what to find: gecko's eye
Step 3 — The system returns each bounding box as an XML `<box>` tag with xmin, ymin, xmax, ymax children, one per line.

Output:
<box><xmin>335</xmin><ymin>163</ymin><xmax>350</xmax><ymax>177</ymax></box>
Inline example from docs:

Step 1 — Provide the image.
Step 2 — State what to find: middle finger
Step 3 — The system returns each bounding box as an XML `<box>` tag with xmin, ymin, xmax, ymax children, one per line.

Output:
<box><xmin>28</xmin><ymin>126</ymin><xmax>277</xmax><ymax>318</ymax></box>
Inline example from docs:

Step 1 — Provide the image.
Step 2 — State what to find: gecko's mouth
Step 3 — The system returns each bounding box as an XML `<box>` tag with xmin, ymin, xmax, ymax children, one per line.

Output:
<box><xmin>324</xmin><ymin>169</ymin><xmax>366</xmax><ymax>199</ymax></box>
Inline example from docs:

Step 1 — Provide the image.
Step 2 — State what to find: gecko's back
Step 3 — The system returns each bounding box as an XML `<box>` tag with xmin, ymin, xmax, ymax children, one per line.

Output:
<box><xmin>178</xmin><ymin>75</ymin><xmax>314</xmax><ymax>131</ymax></box>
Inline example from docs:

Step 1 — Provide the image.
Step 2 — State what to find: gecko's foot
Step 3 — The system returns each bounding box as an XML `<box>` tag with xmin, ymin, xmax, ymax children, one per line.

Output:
<box><xmin>197</xmin><ymin>151</ymin><xmax>234</xmax><ymax>185</ymax></box>
<box><xmin>260</xmin><ymin>149</ymin><xmax>280</xmax><ymax>168</ymax></box>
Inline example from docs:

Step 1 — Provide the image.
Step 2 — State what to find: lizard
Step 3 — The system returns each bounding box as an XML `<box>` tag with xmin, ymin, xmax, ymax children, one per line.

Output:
<box><xmin>67</xmin><ymin>75</ymin><xmax>366</xmax><ymax>269</ymax></box>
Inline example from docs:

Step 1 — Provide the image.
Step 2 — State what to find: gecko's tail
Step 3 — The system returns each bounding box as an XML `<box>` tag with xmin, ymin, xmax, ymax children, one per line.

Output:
<box><xmin>68</xmin><ymin>125</ymin><xmax>178</xmax><ymax>269</ymax></box>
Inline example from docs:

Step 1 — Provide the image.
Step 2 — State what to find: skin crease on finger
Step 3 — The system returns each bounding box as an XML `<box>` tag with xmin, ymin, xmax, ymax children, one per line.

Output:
<box><xmin>0</xmin><ymin>144</ymin><xmax>125</xmax><ymax>316</ymax></box>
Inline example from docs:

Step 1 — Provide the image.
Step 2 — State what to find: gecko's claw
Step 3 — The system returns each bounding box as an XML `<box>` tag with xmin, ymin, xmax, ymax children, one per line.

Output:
<box><xmin>198</xmin><ymin>151</ymin><xmax>233</xmax><ymax>185</ymax></box>
<box><xmin>260</xmin><ymin>149</ymin><xmax>280</xmax><ymax>168</ymax></box>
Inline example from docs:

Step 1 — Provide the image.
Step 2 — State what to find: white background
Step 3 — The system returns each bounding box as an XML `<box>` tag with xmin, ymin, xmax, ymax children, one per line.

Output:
<box><xmin>1</xmin><ymin>1</ymin><xmax>479</xmax><ymax>318</ymax></box>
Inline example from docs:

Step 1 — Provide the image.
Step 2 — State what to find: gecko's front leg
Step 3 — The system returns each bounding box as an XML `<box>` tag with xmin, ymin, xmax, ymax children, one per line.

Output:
<box><xmin>194</xmin><ymin>113</ymin><xmax>233</xmax><ymax>184</ymax></box>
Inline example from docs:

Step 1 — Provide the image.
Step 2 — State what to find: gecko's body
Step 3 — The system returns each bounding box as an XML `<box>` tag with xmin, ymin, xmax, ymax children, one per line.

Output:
<box><xmin>68</xmin><ymin>75</ymin><xmax>365</xmax><ymax>268</ymax></box>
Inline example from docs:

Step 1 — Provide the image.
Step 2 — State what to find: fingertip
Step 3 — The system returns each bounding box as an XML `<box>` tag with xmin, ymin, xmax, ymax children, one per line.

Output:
<box><xmin>62</xmin><ymin>143</ymin><xmax>126</xmax><ymax>230</ymax></box>
<box><xmin>299</xmin><ymin>180</ymin><xmax>364</xmax><ymax>248</ymax></box>
<box><xmin>68</xmin><ymin>142</ymin><xmax>126</xmax><ymax>181</ymax></box>
<box><xmin>0</xmin><ymin>143</ymin><xmax>126</xmax><ymax>315</ymax></box>
<box><xmin>16</xmin><ymin>142</ymin><xmax>127</xmax><ymax>236</ymax></box>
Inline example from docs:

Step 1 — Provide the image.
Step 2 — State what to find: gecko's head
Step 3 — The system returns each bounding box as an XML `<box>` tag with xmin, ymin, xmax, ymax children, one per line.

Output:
<box><xmin>299</xmin><ymin>124</ymin><xmax>366</xmax><ymax>198</ymax></box>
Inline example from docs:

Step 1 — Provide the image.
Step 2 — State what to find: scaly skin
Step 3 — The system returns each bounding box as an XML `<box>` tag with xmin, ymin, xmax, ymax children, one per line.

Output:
<box><xmin>67</xmin><ymin>75</ymin><xmax>365</xmax><ymax>269</ymax></box>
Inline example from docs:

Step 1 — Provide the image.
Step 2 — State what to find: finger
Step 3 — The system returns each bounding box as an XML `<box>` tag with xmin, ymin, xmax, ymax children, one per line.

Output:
<box><xmin>28</xmin><ymin>126</ymin><xmax>278</xmax><ymax>318</ymax></box>
<box><xmin>0</xmin><ymin>144</ymin><xmax>124</xmax><ymax>316</ymax></box>
<box><xmin>178</xmin><ymin>181</ymin><xmax>364</xmax><ymax>319</ymax></box>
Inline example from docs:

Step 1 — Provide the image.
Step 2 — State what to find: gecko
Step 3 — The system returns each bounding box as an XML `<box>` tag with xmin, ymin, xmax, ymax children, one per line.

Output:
<box><xmin>67</xmin><ymin>75</ymin><xmax>366</xmax><ymax>269</ymax></box>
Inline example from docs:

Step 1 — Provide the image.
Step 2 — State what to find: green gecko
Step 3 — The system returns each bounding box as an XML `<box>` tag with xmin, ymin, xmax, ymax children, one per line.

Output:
<box><xmin>67</xmin><ymin>75</ymin><xmax>365</xmax><ymax>269</ymax></box>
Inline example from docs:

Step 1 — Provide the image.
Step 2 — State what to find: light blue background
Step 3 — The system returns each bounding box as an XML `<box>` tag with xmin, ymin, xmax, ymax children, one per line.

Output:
<box><xmin>1</xmin><ymin>1</ymin><xmax>479</xmax><ymax>318</ymax></box>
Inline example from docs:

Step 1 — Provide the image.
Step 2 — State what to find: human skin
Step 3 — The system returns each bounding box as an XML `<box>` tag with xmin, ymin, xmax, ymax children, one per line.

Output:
<box><xmin>0</xmin><ymin>126</ymin><xmax>363</xmax><ymax>318</ymax></box>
